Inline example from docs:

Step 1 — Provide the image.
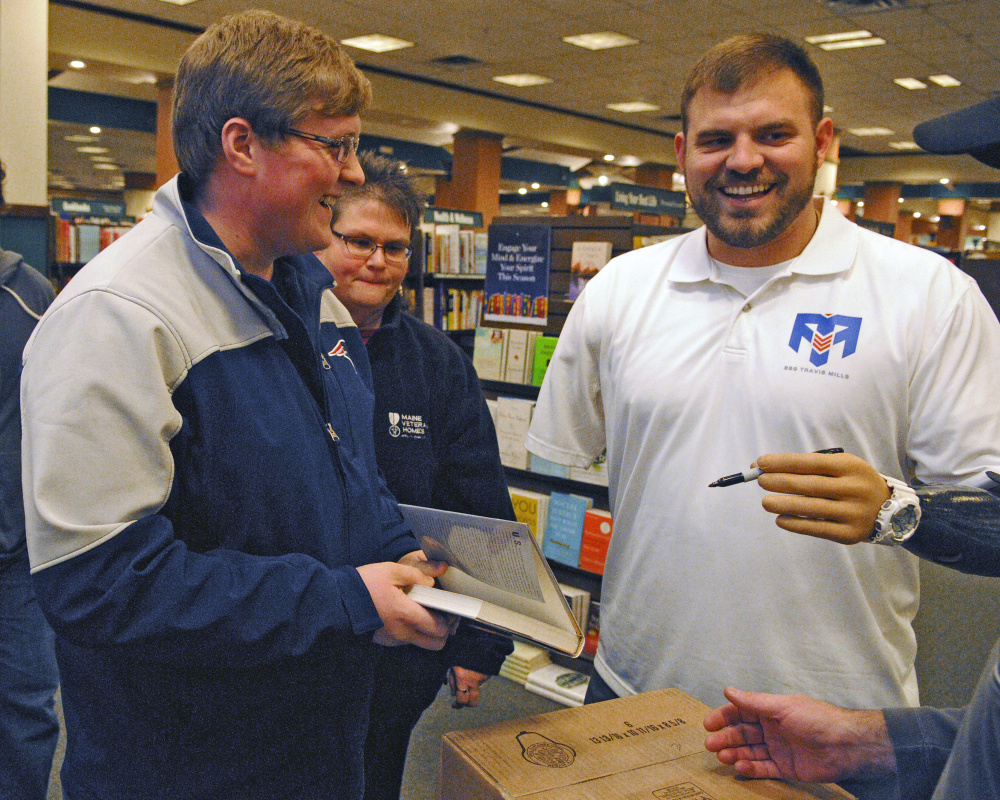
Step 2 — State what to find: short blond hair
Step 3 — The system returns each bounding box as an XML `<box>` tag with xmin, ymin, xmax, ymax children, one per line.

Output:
<box><xmin>172</xmin><ymin>9</ymin><xmax>372</xmax><ymax>189</ymax></box>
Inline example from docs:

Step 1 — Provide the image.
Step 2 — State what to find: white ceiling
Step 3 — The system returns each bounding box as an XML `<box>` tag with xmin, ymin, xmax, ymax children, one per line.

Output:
<box><xmin>45</xmin><ymin>0</ymin><xmax>1000</xmax><ymax>195</ymax></box>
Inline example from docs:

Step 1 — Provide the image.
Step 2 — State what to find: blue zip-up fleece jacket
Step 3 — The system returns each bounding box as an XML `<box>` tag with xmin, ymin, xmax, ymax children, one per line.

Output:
<box><xmin>20</xmin><ymin>176</ymin><xmax>420</xmax><ymax>800</ymax></box>
<box><xmin>1</xmin><ymin>251</ymin><xmax>53</xmax><ymax>563</ymax></box>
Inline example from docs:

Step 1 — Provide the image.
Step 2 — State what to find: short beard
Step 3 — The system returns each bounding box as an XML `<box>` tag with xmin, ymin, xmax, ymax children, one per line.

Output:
<box><xmin>690</xmin><ymin>172</ymin><xmax>816</xmax><ymax>250</ymax></box>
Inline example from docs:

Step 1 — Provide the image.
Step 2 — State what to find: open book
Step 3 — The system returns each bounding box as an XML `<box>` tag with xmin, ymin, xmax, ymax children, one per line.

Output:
<box><xmin>399</xmin><ymin>505</ymin><xmax>584</xmax><ymax>656</ymax></box>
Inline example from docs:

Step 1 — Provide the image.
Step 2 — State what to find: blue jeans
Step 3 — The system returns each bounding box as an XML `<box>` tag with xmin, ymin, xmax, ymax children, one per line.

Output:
<box><xmin>583</xmin><ymin>668</ymin><xmax>620</xmax><ymax>704</ymax></box>
<box><xmin>0</xmin><ymin>553</ymin><xmax>60</xmax><ymax>800</ymax></box>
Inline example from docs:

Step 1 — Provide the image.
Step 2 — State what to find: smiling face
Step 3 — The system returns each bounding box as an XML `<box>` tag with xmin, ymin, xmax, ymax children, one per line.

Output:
<box><xmin>675</xmin><ymin>69</ymin><xmax>833</xmax><ymax>267</ymax></box>
<box><xmin>317</xmin><ymin>197</ymin><xmax>412</xmax><ymax>329</ymax></box>
<box><xmin>254</xmin><ymin>113</ymin><xmax>364</xmax><ymax>261</ymax></box>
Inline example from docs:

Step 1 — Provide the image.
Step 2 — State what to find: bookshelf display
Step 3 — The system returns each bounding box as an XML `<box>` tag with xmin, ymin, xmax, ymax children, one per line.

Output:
<box><xmin>50</xmin><ymin>197</ymin><xmax>134</xmax><ymax>289</ymax></box>
<box><xmin>407</xmin><ymin>207</ymin><xmax>487</xmax><ymax>332</ymax></box>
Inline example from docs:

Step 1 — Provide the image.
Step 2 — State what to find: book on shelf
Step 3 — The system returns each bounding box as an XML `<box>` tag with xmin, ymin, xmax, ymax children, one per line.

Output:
<box><xmin>509</xmin><ymin>487</ymin><xmax>549</xmax><ymax>543</ymax></box>
<box><xmin>399</xmin><ymin>504</ymin><xmax>584</xmax><ymax>656</ymax></box>
<box><xmin>473</xmin><ymin>232</ymin><xmax>489</xmax><ymax>274</ymax></box>
<box><xmin>531</xmin><ymin>335</ymin><xmax>559</xmax><ymax>387</ymax></box>
<box><xmin>421</xmin><ymin>287</ymin><xmax>436</xmax><ymax>326</ymax></box>
<box><xmin>578</xmin><ymin>508</ymin><xmax>613</xmax><ymax>575</ymax></box>
<box><xmin>558</xmin><ymin>582</ymin><xmax>591</xmax><ymax>631</ymax></box>
<box><xmin>583</xmin><ymin>600</ymin><xmax>600</xmax><ymax>659</ymax></box>
<box><xmin>499</xmin><ymin>641</ymin><xmax>551</xmax><ymax>685</ymax></box>
<box><xmin>502</xmin><ymin>328</ymin><xmax>539</xmax><ymax>384</ymax></box>
<box><xmin>568</xmin><ymin>449</ymin><xmax>610</xmax><ymax>487</ymax></box>
<box><xmin>495</xmin><ymin>396</ymin><xmax>535</xmax><ymax>470</ymax></box>
<box><xmin>524</xmin><ymin>663</ymin><xmax>590</xmax><ymax>707</ymax></box>
<box><xmin>528</xmin><ymin>453</ymin><xmax>570</xmax><ymax>479</ymax></box>
<box><xmin>542</xmin><ymin>492</ymin><xmax>591</xmax><ymax>567</ymax></box>
<box><xmin>473</xmin><ymin>326</ymin><xmax>507</xmax><ymax>381</ymax></box>
<box><xmin>568</xmin><ymin>240</ymin><xmax>613</xmax><ymax>301</ymax></box>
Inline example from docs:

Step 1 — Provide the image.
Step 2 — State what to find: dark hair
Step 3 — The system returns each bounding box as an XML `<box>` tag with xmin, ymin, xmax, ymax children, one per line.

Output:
<box><xmin>172</xmin><ymin>9</ymin><xmax>372</xmax><ymax>190</ymax></box>
<box><xmin>330</xmin><ymin>151</ymin><xmax>425</xmax><ymax>231</ymax></box>
<box><xmin>680</xmin><ymin>33</ymin><xmax>825</xmax><ymax>132</ymax></box>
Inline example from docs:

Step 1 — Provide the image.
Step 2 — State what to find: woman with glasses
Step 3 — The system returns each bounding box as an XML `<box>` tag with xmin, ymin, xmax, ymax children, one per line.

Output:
<box><xmin>315</xmin><ymin>151</ymin><xmax>515</xmax><ymax>800</ymax></box>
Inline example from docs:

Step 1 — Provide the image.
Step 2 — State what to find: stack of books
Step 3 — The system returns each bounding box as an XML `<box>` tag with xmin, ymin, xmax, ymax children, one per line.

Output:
<box><xmin>499</xmin><ymin>641</ymin><xmax>551</xmax><ymax>685</ymax></box>
<box><xmin>524</xmin><ymin>663</ymin><xmax>590</xmax><ymax>707</ymax></box>
<box><xmin>558</xmin><ymin>583</ymin><xmax>591</xmax><ymax>631</ymax></box>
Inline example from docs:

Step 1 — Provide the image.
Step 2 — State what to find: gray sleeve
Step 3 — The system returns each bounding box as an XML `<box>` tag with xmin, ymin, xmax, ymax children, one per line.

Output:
<box><xmin>906</xmin><ymin>484</ymin><xmax>1000</xmax><ymax>577</ymax></box>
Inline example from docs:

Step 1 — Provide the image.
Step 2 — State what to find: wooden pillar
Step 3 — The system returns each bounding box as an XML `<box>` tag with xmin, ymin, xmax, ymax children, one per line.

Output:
<box><xmin>156</xmin><ymin>82</ymin><xmax>180</xmax><ymax>188</ymax></box>
<box><xmin>894</xmin><ymin>211</ymin><xmax>914</xmax><ymax>245</ymax></box>
<box><xmin>548</xmin><ymin>190</ymin><xmax>569</xmax><ymax>216</ymax></box>
<box><xmin>862</xmin><ymin>182</ymin><xmax>901</xmax><ymax>225</ymax></box>
<box><xmin>634</xmin><ymin>162</ymin><xmax>677</xmax><ymax>226</ymax></box>
<box><xmin>436</xmin><ymin>129</ymin><xmax>501</xmax><ymax>226</ymax></box>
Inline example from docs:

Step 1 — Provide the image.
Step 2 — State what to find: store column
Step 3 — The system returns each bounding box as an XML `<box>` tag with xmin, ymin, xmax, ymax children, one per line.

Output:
<box><xmin>862</xmin><ymin>182</ymin><xmax>901</xmax><ymax>236</ymax></box>
<box><xmin>155</xmin><ymin>82</ymin><xmax>180</xmax><ymax>188</ymax></box>
<box><xmin>435</xmin><ymin>129</ymin><xmax>501</xmax><ymax>225</ymax></box>
<box><xmin>0</xmin><ymin>0</ymin><xmax>49</xmax><ymax>271</ymax></box>
<box><xmin>634</xmin><ymin>163</ymin><xmax>676</xmax><ymax>225</ymax></box>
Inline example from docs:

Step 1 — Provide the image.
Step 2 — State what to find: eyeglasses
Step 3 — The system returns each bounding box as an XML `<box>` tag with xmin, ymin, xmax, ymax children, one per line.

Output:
<box><xmin>286</xmin><ymin>128</ymin><xmax>360</xmax><ymax>163</ymax></box>
<box><xmin>332</xmin><ymin>231</ymin><xmax>412</xmax><ymax>263</ymax></box>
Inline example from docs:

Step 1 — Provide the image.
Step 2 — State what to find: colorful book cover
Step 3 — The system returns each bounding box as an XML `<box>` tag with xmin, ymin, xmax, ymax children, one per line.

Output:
<box><xmin>509</xmin><ymin>487</ymin><xmax>550</xmax><ymax>543</ymax></box>
<box><xmin>472</xmin><ymin>327</ymin><xmax>507</xmax><ymax>381</ymax></box>
<box><xmin>531</xmin><ymin>336</ymin><xmax>559</xmax><ymax>387</ymax></box>
<box><xmin>568</xmin><ymin>240</ymin><xmax>612</xmax><ymax>301</ymax></box>
<box><xmin>542</xmin><ymin>492</ymin><xmax>589</xmax><ymax>567</ymax></box>
<box><xmin>578</xmin><ymin>508</ymin><xmax>613</xmax><ymax>575</ymax></box>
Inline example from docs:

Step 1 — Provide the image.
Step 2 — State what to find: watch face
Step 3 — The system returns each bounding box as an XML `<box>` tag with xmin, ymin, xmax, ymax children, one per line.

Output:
<box><xmin>891</xmin><ymin>504</ymin><xmax>919</xmax><ymax>536</ymax></box>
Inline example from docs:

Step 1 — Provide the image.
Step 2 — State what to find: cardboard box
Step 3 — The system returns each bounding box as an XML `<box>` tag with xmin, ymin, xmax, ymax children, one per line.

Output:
<box><xmin>439</xmin><ymin>689</ymin><xmax>854</xmax><ymax>800</ymax></box>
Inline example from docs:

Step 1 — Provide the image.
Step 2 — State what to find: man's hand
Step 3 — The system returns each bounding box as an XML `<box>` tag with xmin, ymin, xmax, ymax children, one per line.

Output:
<box><xmin>704</xmin><ymin>687</ymin><xmax>896</xmax><ymax>783</ymax></box>
<box><xmin>447</xmin><ymin>666</ymin><xmax>490</xmax><ymax>709</ymax></box>
<box><xmin>755</xmin><ymin>452</ymin><xmax>891</xmax><ymax>544</ymax></box>
<box><xmin>357</xmin><ymin>552</ymin><xmax>456</xmax><ymax>650</ymax></box>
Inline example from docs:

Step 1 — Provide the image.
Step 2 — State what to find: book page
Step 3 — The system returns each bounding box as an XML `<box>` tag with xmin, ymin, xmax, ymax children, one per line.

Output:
<box><xmin>400</xmin><ymin>505</ymin><xmax>543</xmax><ymax>601</ymax></box>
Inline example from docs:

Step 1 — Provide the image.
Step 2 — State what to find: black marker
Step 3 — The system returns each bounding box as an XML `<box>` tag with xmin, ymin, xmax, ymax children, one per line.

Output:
<box><xmin>708</xmin><ymin>448</ymin><xmax>844</xmax><ymax>488</ymax></box>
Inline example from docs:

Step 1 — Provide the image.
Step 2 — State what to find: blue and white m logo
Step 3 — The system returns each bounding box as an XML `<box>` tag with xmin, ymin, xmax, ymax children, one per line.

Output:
<box><xmin>788</xmin><ymin>313</ymin><xmax>862</xmax><ymax>367</ymax></box>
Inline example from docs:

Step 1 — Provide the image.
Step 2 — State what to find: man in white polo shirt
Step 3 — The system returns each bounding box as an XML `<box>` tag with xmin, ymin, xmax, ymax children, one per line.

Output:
<box><xmin>526</xmin><ymin>33</ymin><xmax>1000</xmax><ymax>711</ymax></box>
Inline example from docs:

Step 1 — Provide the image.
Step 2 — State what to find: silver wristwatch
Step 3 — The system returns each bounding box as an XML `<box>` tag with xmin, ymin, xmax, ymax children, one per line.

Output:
<box><xmin>869</xmin><ymin>475</ymin><xmax>921</xmax><ymax>545</ymax></box>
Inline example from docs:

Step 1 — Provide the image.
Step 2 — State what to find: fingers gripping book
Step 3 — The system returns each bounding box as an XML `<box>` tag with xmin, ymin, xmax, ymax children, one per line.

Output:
<box><xmin>399</xmin><ymin>505</ymin><xmax>584</xmax><ymax>656</ymax></box>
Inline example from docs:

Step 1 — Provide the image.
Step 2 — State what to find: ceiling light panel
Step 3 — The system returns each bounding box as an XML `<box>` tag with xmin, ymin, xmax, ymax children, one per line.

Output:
<box><xmin>893</xmin><ymin>78</ymin><xmax>926</xmax><ymax>90</ymax></box>
<box><xmin>848</xmin><ymin>127</ymin><xmax>895</xmax><ymax>136</ymax></box>
<box><xmin>562</xmin><ymin>32</ymin><xmax>638</xmax><ymax>51</ymax></box>
<box><xmin>606</xmin><ymin>101</ymin><xmax>660</xmax><ymax>113</ymax></box>
<box><xmin>493</xmin><ymin>74</ymin><xmax>552</xmax><ymax>87</ymax></box>
<box><xmin>805</xmin><ymin>30</ymin><xmax>873</xmax><ymax>44</ymax></box>
<box><xmin>928</xmin><ymin>74</ymin><xmax>961</xmax><ymax>87</ymax></box>
<box><xmin>818</xmin><ymin>37</ymin><xmax>886</xmax><ymax>50</ymax></box>
<box><xmin>341</xmin><ymin>34</ymin><xmax>414</xmax><ymax>53</ymax></box>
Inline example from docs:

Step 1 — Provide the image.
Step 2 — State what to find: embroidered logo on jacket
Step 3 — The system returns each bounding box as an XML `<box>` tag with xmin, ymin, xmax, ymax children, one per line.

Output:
<box><xmin>788</xmin><ymin>313</ymin><xmax>862</xmax><ymax>367</ymax></box>
<box><xmin>327</xmin><ymin>339</ymin><xmax>355</xmax><ymax>368</ymax></box>
<box><xmin>387</xmin><ymin>412</ymin><xmax>427</xmax><ymax>440</ymax></box>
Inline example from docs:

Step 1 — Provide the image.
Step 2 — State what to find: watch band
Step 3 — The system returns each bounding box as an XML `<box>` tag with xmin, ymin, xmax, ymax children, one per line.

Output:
<box><xmin>870</xmin><ymin>475</ymin><xmax>921</xmax><ymax>545</ymax></box>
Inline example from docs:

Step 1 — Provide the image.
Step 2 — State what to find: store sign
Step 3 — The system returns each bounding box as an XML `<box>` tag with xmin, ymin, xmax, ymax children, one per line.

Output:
<box><xmin>608</xmin><ymin>183</ymin><xmax>686</xmax><ymax>217</ymax></box>
<box><xmin>424</xmin><ymin>208</ymin><xmax>483</xmax><ymax>228</ymax></box>
<box><xmin>483</xmin><ymin>224</ymin><xmax>550</xmax><ymax>327</ymax></box>
<box><xmin>51</xmin><ymin>198</ymin><xmax>127</xmax><ymax>218</ymax></box>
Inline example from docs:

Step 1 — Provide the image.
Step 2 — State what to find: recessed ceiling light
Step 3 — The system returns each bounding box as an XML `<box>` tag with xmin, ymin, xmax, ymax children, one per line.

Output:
<box><xmin>64</xmin><ymin>134</ymin><xmax>97</xmax><ymax>143</ymax></box>
<box><xmin>518</xmin><ymin>187</ymin><xmax>527</xmax><ymax>195</ymax></box>
<box><xmin>89</xmin><ymin>126</ymin><xmax>101</xmax><ymax>134</ymax></box>
<box><xmin>898</xmin><ymin>197</ymin><xmax>905</xmax><ymax>203</ymax></box>
<box><xmin>597</xmin><ymin>175</ymin><xmax>610</xmax><ymax>186</ymax></box>
<box><xmin>76</xmin><ymin>146</ymin><xmax>109</xmax><ymax>154</ymax></box>
<box><xmin>913</xmin><ymin>211</ymin><xmax>921</xmax><ymax>218</ymax></box>
<box><xmin>493</xmin><ymin>74</ymin><xmax>552</xmax><ymax>87</ymax></box>
<box><xmin>818</xmin><ymin>37</ymin><xmax>886</xmax><ymax>51</ymax></box>
<box><xmin>848</xmin><ymin>127</ymin><xmax>895</xmax><ymax>137</ymax></box>
<box><xmin>340</xmin><ymin>34</ymin><xmax>414</xmax><ymax>53</ymax></box>
<box><xmin>603</xmin><ymin>154</ymin><xmax>615</xmax><ymax>162</ymax></box>
<box><xmin>931</xmin><ymin>215</ymin><xmax>941</xmax><ymax>222</ymax></box>
<box><xmin>531</xmin><ymin>182</ymin><xmax>540</xmax><ymax>189</ymax></box>
<box><xmin>91</xmin><ymin>155</ymin><xmax>114</xmax><ymax>162</ymax></box>
<box><xmin>939</xmin><ymin>178</ymin><xmax>950</xmax><ymax>185</ymax></box>
<box><xmin>889</xmin><ymin>141</ymin><xmax>921</xmax><ymax>150</ymax></box>
<box><xmin>857</xmin><ymin>201</ymin><xmax>865</xmax><ymax>207</ymax></box>
<box><xmin>563</xmin><ymin>31</ymin><xmax>638</xmax><ymax>51</ymax></box>
<box><xmin>69</xmin><ymin>60</ymin><xmax>86</xmax><ymax>69</ymax></box>
<box><xmin>928</xmin><ymin>74</ymin><xmax>961</xmax><ymax>87</ymax></box>
<box><xmin>975</xmin><ymin>224</ymin><xmax>987</xmax><ymax>231</ymax></box>
<box><xmin>606</xmin><ymin>101</ymin><xmax>660</xmax><ymax>113</ymax></box>
<box><xmin>93</xmin><ymin>163</ymin><xmax>119</xmax><ymax>170</ymax></box>
<box><xmin>805</xmin><ymin>30</ymin><xmax>873</xmax><ymax>44</ymax></box>
<box><xmin>153</xmin><ymin>0</ymin><xmax>200</xmax><ymax>5</ymax></box>
<box><xmin>893</xmin><ymin>78</ymin><xmax>926</xmax><ymax>90</ymax></box>
<box><xmin>541</xmin><ymin>202</ymin><xmax>549</xmax><ymax>208</ymax></box>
